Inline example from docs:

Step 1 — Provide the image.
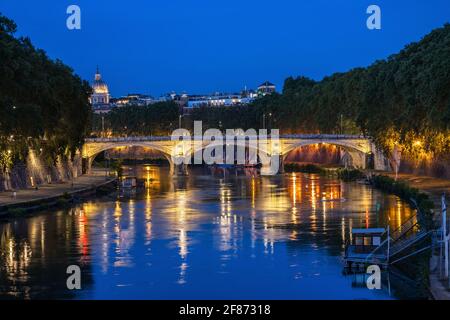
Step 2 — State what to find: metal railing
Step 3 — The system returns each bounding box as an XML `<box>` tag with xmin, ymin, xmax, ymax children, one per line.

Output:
<box><xmin>390</xmin><ymin>213</ymin><xmax>419</xmax><ymax>242</ymax></box>
<box><xmin>390</xmin><ymin>230</ymin><xmax>430</xmax><ymax>257</ymax></box>
<box><xmin>86</xmin><ymin>134</ymin><xmax>368</xmax><ymax>143</ymax></box>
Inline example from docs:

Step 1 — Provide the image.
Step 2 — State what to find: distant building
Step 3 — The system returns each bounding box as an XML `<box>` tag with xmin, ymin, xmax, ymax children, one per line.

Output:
<box><xmin>90</xmin><ymin>67</ymin><xmax>113</xmax><ymax>114</ymax></box>
<box><xmin>89</xmin><ymin>73</ymin><xmax>274</xmax><ymax>114</ymax></box>
<box><xmin>161</xmin><ymin>91</ymin><xmax>189</xmax><ymax>108</ymax></box>
<box><xmin>257</xmin><ymin>81</ymin><xmax>276</xmax><ymax>96</ymax></box>
<box><xmin>186</xmin><ymin>93</ymin><xmax>254</xmax><ymax>109</ymax></box>
<box><xmin>173</xmin><ymin>83</ymin><xmax>276</xmax><ymax>111</ymax></box>
<box><xmin>111</xmin><ymin>93</ymin><xmax>155</xmax><ymax>107</ymax></box>
<box><xmin>241</xmin><ymin>87</ymin><xmax>258</xmax><ymax>99</ymax></box>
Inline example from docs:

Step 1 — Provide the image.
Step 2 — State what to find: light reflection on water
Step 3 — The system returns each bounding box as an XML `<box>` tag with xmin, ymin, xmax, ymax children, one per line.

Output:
<box><xmin>0</xmin><ymin>166</ymin><xmax>425</xmax><ymax>299</ymax></box>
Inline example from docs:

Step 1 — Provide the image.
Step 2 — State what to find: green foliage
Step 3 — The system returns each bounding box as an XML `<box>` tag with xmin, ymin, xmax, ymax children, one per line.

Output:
<box><xmin>7</xmin><ymin>207</ymin><xmax>26</xmax><ymax>216</ymax></box>
<box><xmin>336</xmin><ymin>168</ymin><xmax>365</xmax><ymax>181</ymax></box>
<box><xmin>355</xmin><ymin>24</ymin><xmax>450</xmax><ymax>157</ymax></box>
<box><xmin>0</xmin><ymin>14</ymin><xmax>16</xmax><ymax>34</ymax></box>
<box><xmin>188</xmin><ymin>103</ymin><xmax>263</xmax><ymax>131</ymax></box>
<box><xmin>166</xmin><ymin>24</ymin><xmax>450</xmax><ymax>162</ymax></box>
<box><xmin>0</xmin><ymin>13</ymin><xmax>91</xmax><ymax>169</ymax></box>
<box><xmin>91</xmin><ymin>101</ymin><xmax>179</xmax><ymax>136</ymax></box>
<box><xmin>0</xmin><ymin>149</ymin><xmax>12</xmax><ymax>171</ymax></box>
<box><xmin>62</xmin><ymin>192</ymin><xmax>71</xmax><ymax>200</ymax></box>
<box><xmin>110</xmin><ymin>159</ymin><xmax>124</xmax><ymax>177</ymax></box>
<box><xmin>270</xmin><ymin>24</ymin><xmax>450</xmax><ymax>157</ymax></box>
<box><xmin>284</xmin><ymin>163</ymin><xmax>325</xmax><ymax>174</ymax></box>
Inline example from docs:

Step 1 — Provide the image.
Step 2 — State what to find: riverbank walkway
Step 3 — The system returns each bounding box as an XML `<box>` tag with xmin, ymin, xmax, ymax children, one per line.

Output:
<box><xmin>0</xmin><ymin>170</ymin><xmax>115</xmax><ymax>209</ymax></box>
<box><xmin>384</xmin><ymin>172</ymin><xmax>450</xmax><ymax>208</ymax></box>
<box><xmin>384</xmin><ymin>172</ymin><xmax>450</xmax><ymax>300</ymax></box>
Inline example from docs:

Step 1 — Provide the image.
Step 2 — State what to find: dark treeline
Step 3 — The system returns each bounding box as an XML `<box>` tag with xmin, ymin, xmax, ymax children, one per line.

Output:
<box><xmin>92</xmin><ymin>24</ymin><xmax>450</xmax><ymax>165</ymax></box>
<box><xmin>0</xmin><ymin>14</ymin><xmax>91</xmax><ymax>170</ymax></box>
<box><xmin>191</xmin><ymin>24</ymin><xmax>450</xmax><ymax>160</ymax></box>
<box><xmin>91</xmin><ymin>101</ymin><xmax>179</xmax><ymax>136</ymax></box>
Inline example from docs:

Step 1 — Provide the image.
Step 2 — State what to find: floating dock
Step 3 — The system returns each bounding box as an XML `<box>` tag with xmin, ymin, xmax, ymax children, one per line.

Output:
<box><xmin>344</xmin><ymin>211</ymin><xmax>434</xmax><ymax>271</ymax></box>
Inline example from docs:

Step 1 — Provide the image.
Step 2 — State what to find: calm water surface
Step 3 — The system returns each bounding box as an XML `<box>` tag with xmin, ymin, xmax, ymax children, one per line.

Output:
<box><xmin>0</xmin><ymin>166</ymin><xmax>426</xmax><ymax>299</ymax></box>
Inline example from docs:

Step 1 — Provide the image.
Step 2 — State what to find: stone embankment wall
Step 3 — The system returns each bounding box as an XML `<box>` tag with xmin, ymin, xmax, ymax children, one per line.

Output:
<box><xmin>399</xmin><ymin>156</ymin><xmax>450</xmax><ymax>179</ymax></box>
<box><xmin>0</xmin><ymin>151</ymin><xmax>82</xmax><ymax>192</ymax></box>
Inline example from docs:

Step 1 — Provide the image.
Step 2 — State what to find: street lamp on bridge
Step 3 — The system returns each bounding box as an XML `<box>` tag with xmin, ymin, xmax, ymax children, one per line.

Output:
<box><xmin>262</xmin><ymin>112</ymin><xmax>272</xmax><ymax>130</ymax></box>
<box><xmin>179</xmin><ymin>114</ymin><xmax>185</xmax><ymax>129</ymax></box>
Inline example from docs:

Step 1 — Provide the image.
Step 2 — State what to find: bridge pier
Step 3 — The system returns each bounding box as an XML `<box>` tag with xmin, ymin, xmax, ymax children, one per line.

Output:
<box><xmin>390</xmin><ymin>145</ymin><xmax>402</xmax><ymax>177</ymax></box>
<box><xmin>340</xmin><ymin>149</ymin><xmax>390</xmax><ymax>171</ymax></box>
<box><xmin>373</xmin><ymin>149</ymin><xmax>391</xmax><ymax>171</ymax></box>
<box><xmin>171</xmin><ymin>163</ymin><xmax>188</xmax><ymax>176</ymax></box>
<box><xmin>82</xmin><ymin>157</ymin><xmax>92</xmax><ymax>174</ymax></box>
<box><xmin>348</xmin><ymin>150</ymin><xmax>367</xmax><ymax>169</ymax></box>
<box><xmin>260</xmin><ymin>155</ymin><xmax>285</xmax><ymax>175</ymax></box>
<box><xmin>340</xmin><ymin>150</ymin><xmax>366</xmax><ymax>169</ymax></box>
<box><xmin>279</xmin><ymin>155</ymin><xmax>285</xmax><ymax>174</ymax></box>
<box><xmin>170</xmin><ymin>155</ymin><xmax>189</xmax><ymax>176</ymax></box>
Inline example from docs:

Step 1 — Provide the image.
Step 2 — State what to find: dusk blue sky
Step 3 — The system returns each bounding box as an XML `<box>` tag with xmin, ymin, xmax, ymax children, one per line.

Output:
<box><xmin>2</xmin><ymin>1</ymin><xmax>449</xmax><ymax>97</ymax></box>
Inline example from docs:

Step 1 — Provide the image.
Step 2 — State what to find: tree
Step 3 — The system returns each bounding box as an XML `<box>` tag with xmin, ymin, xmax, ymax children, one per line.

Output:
<box><xmin>0</xmin><ymin>13</ymin><xmax>91</xmax><ymax>169</ymax></box>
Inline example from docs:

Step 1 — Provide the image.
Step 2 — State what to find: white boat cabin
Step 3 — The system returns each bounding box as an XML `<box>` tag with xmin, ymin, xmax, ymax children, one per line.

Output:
<box><xmin>350</xmin><ymin>228</ymin><xmax>385</xmax><ymax>254</ymax></box>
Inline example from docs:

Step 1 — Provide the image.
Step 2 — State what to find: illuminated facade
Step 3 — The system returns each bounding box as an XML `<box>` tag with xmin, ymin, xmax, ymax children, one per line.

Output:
<box><xmin>186</xmin><ymin>93</ymin><xmax>255</xmax><ymax>109</ymax></box>
<box><xmin>257</xmin><ymin>81</ymin><xmax>276</xmax><ymax>96</ymax></box>
<box><xmin>90</xmin><ymin>67</ymin><xmax>112</xmax><ymax>113</ymax></box>
<box><xmin>111</xmin><ymin>93</ymin><xmax>155</xmax><ymax>107</ymax></box>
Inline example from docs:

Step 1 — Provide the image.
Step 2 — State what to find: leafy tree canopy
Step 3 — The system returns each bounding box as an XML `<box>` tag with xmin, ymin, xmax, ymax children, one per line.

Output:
<box><xmin>0</xmin><ymin>13</ymin><xmax>91</xmax><ymax>168</ymax></box>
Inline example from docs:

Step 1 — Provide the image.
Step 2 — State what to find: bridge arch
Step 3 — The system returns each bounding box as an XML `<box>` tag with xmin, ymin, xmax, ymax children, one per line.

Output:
<box><xmin>82</xmin><ymin>135</ymin><xmax>390</xmax><ymax>175</ymax></box>
<box><xmin>83</xmin><ymin>141</ymin><xmax>175</xmax><ymax>174</ymax></box>
<box><xmin>83</xmin><ymin>139</ymin><xmax>275</xmax><ymax>176</ymax></box>
<box><xmin>281</xmin><ymin>139</ymin><xmax>373</xmax><ymax>169</ymax></box>
<box><xmin>183</xmin><ymin>141</ymin><xmax>272</xmax><ymax>165</ymax></box>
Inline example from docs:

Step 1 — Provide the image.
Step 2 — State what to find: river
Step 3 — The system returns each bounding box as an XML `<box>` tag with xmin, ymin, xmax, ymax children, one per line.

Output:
<box><xmin>0</xmin><ymin>165</ymin><xmax>428</xmax><ymax>299</ymax></box>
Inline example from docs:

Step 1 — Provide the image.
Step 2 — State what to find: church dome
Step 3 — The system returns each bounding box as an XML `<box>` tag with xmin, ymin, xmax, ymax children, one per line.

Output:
<box><xmin>90</xmin><ymin>67</ymin><xmax>111</xmax><ymax>106</ymax></box>
<box><xmin>92</xmin><ymin>69</ymin><xmax>109</xmax><ymax>94</ymax></box>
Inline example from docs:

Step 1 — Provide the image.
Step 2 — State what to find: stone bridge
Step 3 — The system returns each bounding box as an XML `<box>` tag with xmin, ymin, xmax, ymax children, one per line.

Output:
<box><xmin>82</xmin><ymin>134</ymin><xmax>391</xmax><ymax>175</ymax></box>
